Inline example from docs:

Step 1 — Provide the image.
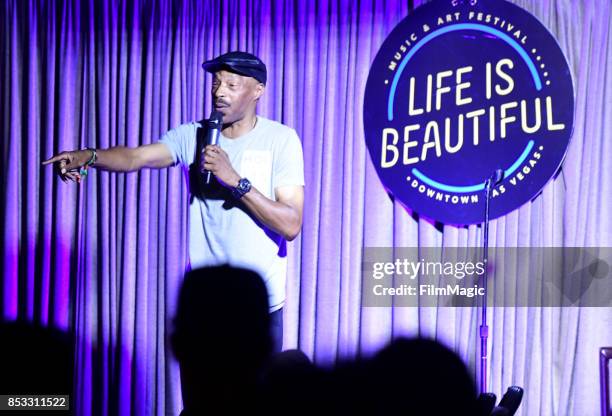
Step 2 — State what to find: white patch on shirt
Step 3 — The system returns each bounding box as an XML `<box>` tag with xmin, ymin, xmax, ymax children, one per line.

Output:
<box><xmin>240</xmin><ymin>150</ymin><xmax>273</xmax><ymax>198</ymax></box>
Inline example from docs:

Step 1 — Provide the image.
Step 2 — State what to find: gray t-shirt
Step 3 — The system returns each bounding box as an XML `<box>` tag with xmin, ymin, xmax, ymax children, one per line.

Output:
<box><xmin>159</xmin><ymin>116</ymin><xmax>305</xmax><ymax>311</ymax></box>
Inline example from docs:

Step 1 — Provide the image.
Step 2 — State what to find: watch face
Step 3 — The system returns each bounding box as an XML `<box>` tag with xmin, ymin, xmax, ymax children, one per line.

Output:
<box><xmin>239</xmin><ymin>178</ymin><xmax>251</xmax><ymax>192</ymax></box>
<box><xmin>233</xmin><ymin>178</ymin><xmax>251</xmax><ymax>198</ymax></box>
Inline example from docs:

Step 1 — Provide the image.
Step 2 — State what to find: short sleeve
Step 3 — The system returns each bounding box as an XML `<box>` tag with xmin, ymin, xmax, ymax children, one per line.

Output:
<box><xmin>273</xmin><ymin>128</ymin><xmax>305</xmax><ymax>189</ymax></box>
<box><xmin>158</xmin><ymin>122</ymin><xmax>199</xmax><ymax>167</ymax></box>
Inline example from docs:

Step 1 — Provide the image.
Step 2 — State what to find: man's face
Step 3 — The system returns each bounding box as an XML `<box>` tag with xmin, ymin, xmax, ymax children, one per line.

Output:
<box><xmin>211</xmin><ymin>70</ymin><xmax>264</xmax><ymax>124</ymax></box>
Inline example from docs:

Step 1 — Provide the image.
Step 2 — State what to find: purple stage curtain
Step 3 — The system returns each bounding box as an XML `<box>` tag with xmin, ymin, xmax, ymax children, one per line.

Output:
<box><xmin>2</xmin><ymin>1</ymin><xmax>611</xmax><ymax>415</ymax></box>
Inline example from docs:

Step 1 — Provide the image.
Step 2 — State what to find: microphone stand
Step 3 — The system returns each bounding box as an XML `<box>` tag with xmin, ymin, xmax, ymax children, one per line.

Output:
<box><xmin>480</xmin><ymin>170</ymin><xmax>500</xmax><ymax>394</ymax></box>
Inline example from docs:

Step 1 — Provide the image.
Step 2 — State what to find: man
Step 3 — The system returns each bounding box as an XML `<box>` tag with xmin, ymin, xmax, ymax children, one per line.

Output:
<box><xmin>42</xmin><ymin>51</ymin><xmax>305</xmax><ymax>352</ymax></box>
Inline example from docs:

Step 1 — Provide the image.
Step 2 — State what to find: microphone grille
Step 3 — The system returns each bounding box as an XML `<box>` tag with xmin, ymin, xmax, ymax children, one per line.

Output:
<box><xmin>209</xmin><ymin>111</ymin><xmax>223</xmax><ymax>126</ymax></box>
<box><xmin>494</xmin><ymin>168</ymin><xmax>504</xmax><ymax>184</ymax></box>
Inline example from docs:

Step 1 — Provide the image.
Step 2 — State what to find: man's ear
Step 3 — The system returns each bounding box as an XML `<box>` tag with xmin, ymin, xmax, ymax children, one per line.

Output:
<box><xmin>254</xmin><ymin>83</ymin><xmax>265</xmax><ymax>101</ymax></box>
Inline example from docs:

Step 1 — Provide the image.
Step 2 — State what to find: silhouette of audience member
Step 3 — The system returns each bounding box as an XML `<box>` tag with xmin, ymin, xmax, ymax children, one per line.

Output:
<box><xmin>260</xmin><ymin>349</ymin><xmax>325</xmax><ymax>411</ymax></box>
<box><xmin>0</xmin><ymin>321</ymin><xmax>73</xmax><ymax>397</ymax></box>
<box><xmin>370</xmin><ymin>338</ymin><xmax>477</xmax><ymax>415</ymax></box>
<box><xmin>327</xmin><ymin>354</ymin><xmax>374</xmax><ymax>414</ymax></box>
<box><xmin>331</xmin><ymin>338</ymin><xmax>478</xmax><ymax>415</ymax></box>
<box><xmin>171</xmin><ymin>265</ymin><xmax>273</xmax><ymax>415</ymax></box>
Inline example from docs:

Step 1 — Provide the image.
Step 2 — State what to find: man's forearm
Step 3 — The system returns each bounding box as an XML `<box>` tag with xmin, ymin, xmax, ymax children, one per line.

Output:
<box><xmin>201</xmin><ymin>144</ymin><xmax>303</xmax><ymax>240</ymax></box>
<box><xmin>92</xmin><ymin>146</ymin><xmax>141</xmax><ymax>172</ymax></box>
<box><xmin>240</xmin><ymin>187</ymin><xmax>302</xmax><ymax>241</ymax></box>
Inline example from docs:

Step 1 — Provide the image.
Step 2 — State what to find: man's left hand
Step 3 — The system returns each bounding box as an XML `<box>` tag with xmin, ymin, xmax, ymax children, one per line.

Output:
<box><xmin>202</xmin><ymin>145</ymin><xmax>240</xmax><ymax>188</ymax></box>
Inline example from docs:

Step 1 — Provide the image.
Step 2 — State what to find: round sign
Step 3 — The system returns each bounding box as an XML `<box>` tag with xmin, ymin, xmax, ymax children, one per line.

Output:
<box><xmin>363</xmin><ymin>0</ymin><xmax>574</xmax><ymax>225</ymax></box>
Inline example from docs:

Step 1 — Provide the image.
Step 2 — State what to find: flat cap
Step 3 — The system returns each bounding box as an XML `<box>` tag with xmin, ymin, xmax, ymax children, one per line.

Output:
<box><xmin>202</xmin><ymin>51</ymin><xmax>267</xmax><ymax>85</ymax></box>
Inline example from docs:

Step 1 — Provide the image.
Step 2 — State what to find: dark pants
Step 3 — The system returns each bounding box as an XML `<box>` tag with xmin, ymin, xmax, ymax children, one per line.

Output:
<box><xmin>270</xmin><ymin>308</ymin><xmax>283</xmax><ymax>353</ymax></box>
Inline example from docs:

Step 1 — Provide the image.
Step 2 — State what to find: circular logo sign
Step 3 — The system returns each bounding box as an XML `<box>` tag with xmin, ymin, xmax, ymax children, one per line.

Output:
<box><xmin>364</xmin><ymin>0</ymin><xmax>574</xmax><ymax>225</ymax></box>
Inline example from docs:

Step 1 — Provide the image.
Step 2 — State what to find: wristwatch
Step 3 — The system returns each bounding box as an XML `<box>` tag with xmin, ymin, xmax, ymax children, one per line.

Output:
<box><xmin>232</xmin><ymin>177</ymin><xmax>252</xmax><ymax>199</ymax></box>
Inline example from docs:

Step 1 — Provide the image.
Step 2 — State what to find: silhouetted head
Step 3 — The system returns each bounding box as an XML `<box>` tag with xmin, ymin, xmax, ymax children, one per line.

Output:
<box><xmin>171</xmin><ymin>265</ymin><xmax>272</xmax><ymax>413</ymax></box>
<box><xmin>0</xmin><ymin>321</ymin><xmax>73</xmax><ymax>395</ymax></box>
<box><xmin>172</xmin><ymin>265</ymin><xmax>272</xmax><ymax>368</ymax></box>
<box><xmin>367</xmin><ymin>337</ymin><xmax>477</xmax><ymax>415</ymax></box>
<box><xmin>260</xmin><ymin>349</ymin><xmax>327</xmax><ymax>412</ymax></box>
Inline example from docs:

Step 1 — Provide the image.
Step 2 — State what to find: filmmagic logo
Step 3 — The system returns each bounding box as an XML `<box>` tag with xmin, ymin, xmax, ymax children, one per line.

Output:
<box><xmin>363</xmin><ymin>0</ymin><xmax>574</xmax><ymax>224</ymax></box>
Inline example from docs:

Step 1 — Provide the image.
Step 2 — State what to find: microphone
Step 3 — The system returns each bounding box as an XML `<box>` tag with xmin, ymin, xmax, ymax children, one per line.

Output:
<box><xmin>486</xmin><ymin>168</ymin><xmax>504</xmax><ymax>190</ymax></box>
<box><xmin>203</xmin><ymin>110</ymin><xmax>223</xmax><ymax>184</ymax></box>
